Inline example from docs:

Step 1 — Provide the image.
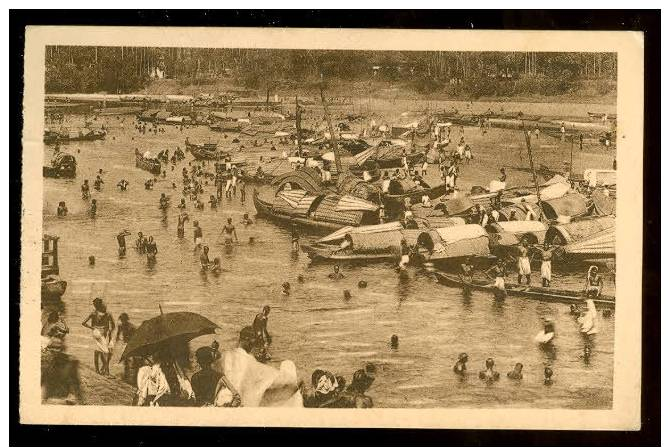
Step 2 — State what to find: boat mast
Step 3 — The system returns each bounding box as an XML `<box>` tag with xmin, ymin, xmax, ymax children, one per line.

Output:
<box><xmin>295</xmin><ymin>96</ymin><xmax>303</xmax><ymax>158</ymax></box>
<box><xmin>319</xmin><ymin>73</ymin><xmax>342</xmax><ymax>173</ymax></box>
<box><xmin>522</xmin><ymin>123</ymin><xmax>544</xmax><ymax>220</ymax></box>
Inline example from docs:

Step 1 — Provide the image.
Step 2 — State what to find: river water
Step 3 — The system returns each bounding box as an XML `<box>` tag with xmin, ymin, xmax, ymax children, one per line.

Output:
<box><xmin>42</xmin><ymin>114</ymin><xmax>614</xmax><ymax>409</ymax></box>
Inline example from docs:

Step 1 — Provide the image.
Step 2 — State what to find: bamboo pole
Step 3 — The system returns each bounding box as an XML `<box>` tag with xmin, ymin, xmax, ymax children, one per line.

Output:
<box><xmin>319</xmin><ymin>74</ymin><xmax>341</xmax><ymax>173</ymax></box>
<box><xmin>522</xmin><ymin>122</ymin><xmax>544</xmax><ymax>219</ymax></box>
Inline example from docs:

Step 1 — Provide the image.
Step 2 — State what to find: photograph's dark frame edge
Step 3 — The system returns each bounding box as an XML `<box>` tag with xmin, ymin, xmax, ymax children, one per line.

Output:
<box><xmin>9</xmin><ymin>9</ymin><xmax>660</xmax><ymax>447</ymax></box>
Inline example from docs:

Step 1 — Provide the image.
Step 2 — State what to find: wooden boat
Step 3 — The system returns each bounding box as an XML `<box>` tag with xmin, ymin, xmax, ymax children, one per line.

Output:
<box><xmin>184</xmin><ymin>137</ymin><xmax>218</xmax><ymax>152</ymax></box>
<box><xmin>433</xmin><ymin>271</ymin><xmax>615</xmax><ymax>308</ymax></box>
<box><xmin>43</xmin><ymin>152</ymin><xmax>76</xmax><ymax>179</ymax></box>
<box><xmin>135</xmin><ymin>149</ymin><xmax>162</xmax><ymax>175</ymax></box>
<box><xmin>190</xmin><ymin>146</ymin><xmax>231</xmax><ymax>161</ymax></box>
<box><xmin>42</xmin><ymin>235</ymin><xmax>67</xmax><ymax>301</ymax></box>
<box><xmin>43</xmin><ymin>128</ymin><xmax>106</xmax><ymax>145</ymax></box>
<box><xmin>253</xmin><ymin>189</ymin><xmax>380</xmax><ymax>233</ymax></box>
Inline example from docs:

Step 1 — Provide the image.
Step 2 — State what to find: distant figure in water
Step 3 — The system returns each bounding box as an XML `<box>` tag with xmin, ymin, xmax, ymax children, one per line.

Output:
<box><xmin>221</xmin><ymin>218</ymin><xmax>238</xmax><ymax>246</ymax></box>
<box><xmin>94</xmin><ymin>175</ymin><xmax>104</xmax><ymax>191</ymax></box>
<box><xmin>281</xmin><ymin>282</ymin><xmax>291</xmax><ymax>296</ymax></box>
<box><xmin>135</xmin><ymin>232</ymin><xmax>146</xmax><ymax>254</ymax></box>
<box><xmin>88</xmin><ymin>255</ymin><xmax>95</xmax><ymax>266</ymax></box>
<box><xmin>193</xmin><ymin>221</ymin><xmax>203</xmax><ymax>251</ymax></box>
<box><xmin>535</xmin><ymin>318</ymin><xmax>555</xmax><ymax>345</ymax></box>
<box><xmin>210</xmin><ymin>257</ymin><xmax>222</xmax><ymax>274</ymax></box>
<box><xmin>478</xmin><ymin>358</ymin><xmax>500</xmax><ymax>382</ymax></box>
<box><xmin>199</xmin><ymin>245</ymin><xmax>211</xmax><ymax>270</ymax></box>
<box><xmin>460</xmin><ymin>257</ymin><xmax>474</xmax><ymax>283</ymax></box>
<box><xmin>144</xmin><ymin>179</ymin><xmax>153</xmax><ymax>190</ymax></box>
<box><xmin>328</xmin><ymin>265</ymin><xmax>344</xmax><ymax>280</ymax></box>
<box><xmin>208</xmin><ymin>195</ymin><xmax>217</xmax><ymax>210</ymax></box>
<box><xmin>116</xmin><ymin>229</ymin><xmax>131</xmax><ymax>257</ymax></box>
<box><xmin>117</xmin><ymin>179</ymin><xmax>129</xmax><ymax>191</ymax></box>
<box><xmin>145</xmin><ymin>236</ymin><xmax>158</xmax><ymax>263</ymax></box>
<box><xmin>89</xmin><ymin>199</ymin><xmax>97</xmax><ymax>218</ymax></box>
<box><xmin>453</xmin><ymin>353</ymin><xmax>468</xmax><ymax>376</ymax></box>
<box><xmin>297</xmin><ymin>275</ymin><xmax>305</xmax><ymax>284</ymax></box>
<box><xmin>582</xmin><ymin>345</ymin><xmax>592</xmax><ymax>364</ymax></box>
<box><xmin>159</xmin><ymin>193</ymin><xmax>169</xmax><ymax>210</ymax></box>
<box><xmin>252</xmin><ymin>305</ymin><xmax>272</xmax><ymax>362</ymax></box>
<box><xmin>81</xmin><ymin>180</ymin><xmax>90</xmax><ymax>200</ymax></box>
<box><xmin>543</xmin><ymin>367</ymin><xmax>554</xmax><ymax>385</ymax></box>
<box><xmin>343</xmin><ymin>290</ymin><xmax>352</xmax><ymax>300</ymax></box>
<box><xmin>56</xmin><ymin>201</ymin><xmax>68</xmax><ymax>217</ymax></box>
<box><xmin>290</xmin><ymin>221</ymin><xmax>300</xmax><ymax>252</ymax></box>
<box><xmin>507</xmin><ymin>363</ymin><xmax>523</xmax><ymax>380</ymax></box>
<box><xmin>177</xmin><ymin>211</ymin><xmax>189</xmax><ymax>239</ymax></box>
<box><xmin>390</xmin><ymin>335</ymin><xmax>399</xmax><ymax>349</ymax></box>
<box><xmin>241</xmin><ymin>213</ymin><xmax>253</xmax><ymax>226</ymax></box>
<box><xmin>178</xmin><ymin>198</ymin><xmax>186</xmax><ymax>209</ymax></box>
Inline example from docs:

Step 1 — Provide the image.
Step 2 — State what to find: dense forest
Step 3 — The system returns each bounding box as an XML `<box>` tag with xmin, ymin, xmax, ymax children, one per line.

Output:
<box><xmin>45</xmin><ymin>47</ymin><xmax>617</xmax><ymax>98</ymax></box>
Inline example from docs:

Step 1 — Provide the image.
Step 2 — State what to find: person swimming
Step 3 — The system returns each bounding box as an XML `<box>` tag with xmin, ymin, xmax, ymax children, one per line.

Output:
<box><xmin>534</xmin><ymin>318</ymin><xmax>555</xmax><ymax>345</ymax></box>
<box><xmin>117</xmin><ymin>179</ymin><xmax>129</xmax><ymax>191</ymax></box>
<box><xmin>176</xmin><ymin>211</ymin><xmax>189</xmax><ymax>239</ymax></box>
<box><xmin>507</xmin><ymin>363</ymin><xmax>523</xmax><ymax>380</ymax></box>
<box><xmin>453</xmin><ymin>353</ymin><xmax>468</xmax><ymax>376</ymax></box>
<box><xmin>478</xmin><ymin>358</ymin><xmax>500</xmax><ymax>382</ymax></box>
<box><xmin>209</xmin><ymin>257</ymin><xmax>222</xmax><ymax>274</ymax></box>
<box><xmin>281</xmin><ymin>282</ymin><xmax>291</xmax><ymax>296</ymax></box>
<box><xmin>328</xmin><ymin>265</ymin><xmax>344</xmax><ymax>280</ymax></box>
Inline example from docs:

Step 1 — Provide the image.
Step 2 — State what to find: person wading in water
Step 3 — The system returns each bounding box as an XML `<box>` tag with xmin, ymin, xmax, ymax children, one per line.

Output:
<box><xmin>220</xmin><ymin>218</ymin><xmax>238</xmax><ymax>246</ymax></box>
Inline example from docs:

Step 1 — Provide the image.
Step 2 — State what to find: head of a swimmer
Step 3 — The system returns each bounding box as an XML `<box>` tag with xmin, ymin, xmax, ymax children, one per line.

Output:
<box><xmin>92</xmin><ymin>297</ymin><xmax>105</xmax><ymax>312</ymax></box>
<box><xmin>333</xmin><ymin>265</ymin><xmax>340</xmax><ymax>273</ymax></box>
<box><xmin>262</xmin><ymin>305</ymin><xmax>271</xmax><ymax>316</ymax></box>
<box><xmin>458</xmin><ymin>353</ymin><xmax>468</xmax><ymax>363</ymax></box>
<box><xmin>227</xmin><ymin>218</ymin><xmax>232</xmax><ymax>224</ymax></box>
<box><xmin>485</xmin><ymin>358</ymin><xmax>495</xmax><ymax>370</ymax></box>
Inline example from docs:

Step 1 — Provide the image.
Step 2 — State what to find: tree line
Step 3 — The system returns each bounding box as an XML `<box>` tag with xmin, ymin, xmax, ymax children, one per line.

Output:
<box><xmin>45</xmin><ymin>46</ymin><xmax>617</xmax><ymax>97</ymax></box>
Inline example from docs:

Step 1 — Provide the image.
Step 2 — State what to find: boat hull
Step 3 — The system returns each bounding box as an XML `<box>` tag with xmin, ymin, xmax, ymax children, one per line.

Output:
<box><xmin>41</xmin><ymin>278</ymin><xmax>67</xmax><ymax>301</ymax></box>
<box><xmin>43</xmin><ymin>165</ymin><xmax>76</xmax><ymax>179</ymax></box>
<box><xmin>135</xmin><ymin>154</ymin><xmax>162</xmax><ymax>175</ymax></box>
<box><xmin>433</xmin><ymin>271</ymin><xmax>614</xmax><ymax>308</ymax></box>
<box><xmin>253</xmin><ymin>191</ymin><xmax>345</xmax><ymax>234</ymax></box>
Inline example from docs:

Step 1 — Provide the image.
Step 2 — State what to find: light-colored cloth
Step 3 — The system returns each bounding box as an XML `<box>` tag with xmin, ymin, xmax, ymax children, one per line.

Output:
<box><xmin>489</xmin><ymin>180</ymin><xmax>506</xmax><ymax>192</ymax></box>
<box><xmin>445</xmin><ymin>175</ymin><xmax>455</xmax><ymax>188</ymax></box>
<box><xmin>136</xmin><ymin>364</ymin><xmax>170</xmax><ymax>406</ymax></box>
<box><xmin>382</xmin><ymin>179</ymin><xmax>391</xmax><ymax>193</ymax></box>
<box><xmin>92</xmin><ymin>327</ymin><xmax>111</xmax><ymax>354</ymax></box>
<box><xmin>399</xmin><ymin>254</ymin><xmax>410</xmax><ymax>268</ymax></box>
<box><xmin>195</xmin><ymin>237</ymin><xmax>203</xmax><ymax>245</ymax></box>
<box><xmin>579</xmin><ymin>299</ymin><xmax>599</xmax><ymax>335</ymax></box>
<box><xmin>213</xmin><ymin>348</ymin><xmax>302</xmax><ymax>407</ymax></box>
<box><xmin>494</xmin><ymin>277</ymin><xmax>505</xmax><ymax>290</ymax></box>
<box><xmin>541</xmin><ymin>261</ymin><xmax>552</xmax><ymax>281</ymax></box>
<box><xmin>518</xmin><ymin>257</ymin><xmax>531</xmax><ymax>275</ymax></box>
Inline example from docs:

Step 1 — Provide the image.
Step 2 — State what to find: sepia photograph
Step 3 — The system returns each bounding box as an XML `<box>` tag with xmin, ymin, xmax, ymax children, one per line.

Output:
<box><xmin>17</xmin><ymin>24</ymin><xmax>648</xmax><ymax>431</ymax></box>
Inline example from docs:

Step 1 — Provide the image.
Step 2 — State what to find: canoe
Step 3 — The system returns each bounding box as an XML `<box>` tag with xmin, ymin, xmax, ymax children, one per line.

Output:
<box><xmin>433</xmin><ymin>271</ymin><xmax>614</xmax><ymax>308</ymax></box>
<box><xmin>135</xmin><ymin>150</ymin><xmax>162</xmax><ymax>175</ymax></box>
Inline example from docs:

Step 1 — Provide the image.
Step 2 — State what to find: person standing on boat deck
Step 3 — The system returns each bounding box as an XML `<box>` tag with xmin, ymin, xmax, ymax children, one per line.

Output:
<box><xmin>81</xmin><ymin>179</ymin><xmax>90</xmax><ymax>200</ymax></box>
<box><xmin>485</xmin><ymin>259</ymin><xmax>507</xmax><ymax>298</ymax></box>
<box><xmin>534</xmin><ymin>242</ymin><xmax>556</xmax><ymax>287</ymax></box>
<box><xmin>81</xmin><ymin>298</ymin><xmax>115</xmax><ymax>377</ymax></box>
<box><xmin>584</xmin><ymin>266</ymin><xmax>603</xmax><ymax>297</ymax></box>
<box><xmin>517</xmin><ymin>241</ymin><xmax>532</xmax><ymax>285</ymax></box>
<box><xmin>221</xmin><ymin>218</ymin><xmax>238</xmax><ymax>246</ymax></box>
<box><xmin>116</xmin><ymin>229</ymin><xmax>131</xmax><ymax>257</ymax></box>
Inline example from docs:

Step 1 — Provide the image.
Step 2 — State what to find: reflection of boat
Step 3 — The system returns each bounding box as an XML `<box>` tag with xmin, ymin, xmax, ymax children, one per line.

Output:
<box><xmin>253</xmin><ymin>188</ymin><xmax>380</xmax><ymax>233</ymax></box>
<box><xmin>43</xmin><ymin>152</ymin><xmax>76</xmax><ymax>179</ymax></box>
<box><xmin>135</xmin><ymin>149</ymin><xmax>162</xmax><ymax>175</ymax></box>
<box><xmin>42</xmin><ymin>235</ymin><xmax>67</xmax><ymax>301</ymax></box>
<box><xmin>433</xmin><ymin>272</ymin><xmax>614</xmax><ymax>308</ymax></box>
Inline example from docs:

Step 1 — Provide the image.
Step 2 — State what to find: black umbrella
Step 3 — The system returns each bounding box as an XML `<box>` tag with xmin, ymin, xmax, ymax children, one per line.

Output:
<box><xmin>120</xmin><ymin>310</ymin><xmax>219</xmax><ymax>360</ymax></box>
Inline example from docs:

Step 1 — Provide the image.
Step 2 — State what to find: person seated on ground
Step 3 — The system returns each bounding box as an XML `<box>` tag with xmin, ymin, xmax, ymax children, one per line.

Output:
<box><xmin>453</xmin><ymin>353</ymin><xmax>468</xmax><ymax>376</ymax></box>
<box><xmin>241</xmin><ymin>213</ymin><xmax>254</xmax><ymax>225</ymax></box>
<box><xmin>507</xmin><ymin>363</ymin><xmax>524</xmax><ymax>380</ymax></box>
<box><xmin>56</xmin><ymin>201</ymin><xmax>68</xmax><ymax>217</ymax></box>
<box><xmin>191</xmin><ymin>345</ymin><xmax>224</xmax><ymax>406</ymax></box>
<box><xmin>303</xmin><ymin>369</ymin><xmax>341</xmax><ymax>408</ymax></box>
<box><xmin>328</xmin><ymin>265</ymin><xmax>344</xmax><ymax>280</ymax></box>
<box><xmin>478</xmin><ymin>358</ymin><xmax>500</xmax><ymax>382</ymax></box>
<box><xmin>177</xmin><ymin>198</ymin><xmax>187</xmax><ymax>209</ymax></box>
<box><xmin>211</xmin><ymin>326</ymin><xmax>302</xmax><ymax>407</ymax></box>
